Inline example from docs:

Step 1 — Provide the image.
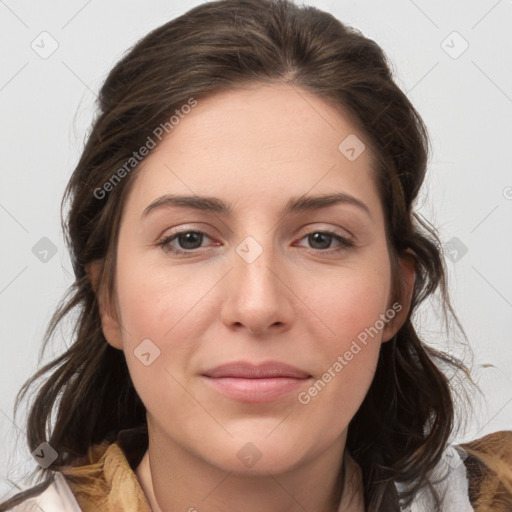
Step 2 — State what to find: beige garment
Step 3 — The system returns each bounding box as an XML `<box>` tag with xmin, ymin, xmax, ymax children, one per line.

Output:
<box><xmin>61</xmin><ymin>439</ymin><xmax>152</xmax><ymax>512</ymax></box>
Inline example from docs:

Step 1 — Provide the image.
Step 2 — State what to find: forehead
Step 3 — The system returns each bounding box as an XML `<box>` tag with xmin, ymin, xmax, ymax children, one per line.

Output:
<box><xmin>126</xmin><ymin>83</ymin><xmax>383</xmax><ymax>220</ymax></box>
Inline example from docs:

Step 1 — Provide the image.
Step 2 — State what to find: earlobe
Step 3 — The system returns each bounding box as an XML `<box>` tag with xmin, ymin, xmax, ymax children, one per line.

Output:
<box><xmin>381</xmin><ymin>249</ymin><xmax>416</xmax><ymax>343</ymax></box>
<box><xmin>85</xmin><ymin>260</ymin><xmax>124</xmax><ymax>350</ymax></box>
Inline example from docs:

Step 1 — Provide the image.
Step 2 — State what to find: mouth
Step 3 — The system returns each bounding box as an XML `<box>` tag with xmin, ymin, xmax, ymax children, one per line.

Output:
<box><xmin>201</xmin><ymin>361</ymin><xmax>312</xmax><ymax>403</ymax></box>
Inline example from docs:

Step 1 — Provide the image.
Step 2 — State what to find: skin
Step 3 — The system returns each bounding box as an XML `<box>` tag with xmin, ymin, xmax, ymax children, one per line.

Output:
<box><xmin>87</xmin><ymin>83</ymin><xmax>415</xmax><ymax>512</ymax></box>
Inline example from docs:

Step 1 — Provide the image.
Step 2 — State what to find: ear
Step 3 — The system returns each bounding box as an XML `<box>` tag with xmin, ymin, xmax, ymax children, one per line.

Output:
<box><xmin>85</xmin><ymin>259</ymin><xmax>123</xmax><ymax>350</ymax></box>
<box><xmin>381</xmin><ymin>248</ymin><xmax>416</xmax><ymax>343</ymax></box>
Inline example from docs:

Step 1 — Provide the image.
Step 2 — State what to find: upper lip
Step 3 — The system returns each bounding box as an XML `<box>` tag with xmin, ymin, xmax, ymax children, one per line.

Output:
<box><xmin>202</xmin><ymin>361</ymin><xmax>311</xmax><ymax>379</ymax></box>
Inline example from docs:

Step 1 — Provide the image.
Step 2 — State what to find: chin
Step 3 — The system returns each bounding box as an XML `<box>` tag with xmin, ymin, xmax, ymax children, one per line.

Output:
<box><xmin>193</xmin><ymin>430</ymin><xmax>311</xmax><ymax>475</ymax></box>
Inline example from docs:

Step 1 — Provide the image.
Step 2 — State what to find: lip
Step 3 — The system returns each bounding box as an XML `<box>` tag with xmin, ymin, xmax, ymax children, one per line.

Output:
<box><xmin>202</xmin><ymin>361</ymin><xmax>311</xmax><ymax>379</ymax></box>
<box><xmin>201</xmin><ymin>361</ymin><xmax>312</xmax><ymax>403</ymax></box>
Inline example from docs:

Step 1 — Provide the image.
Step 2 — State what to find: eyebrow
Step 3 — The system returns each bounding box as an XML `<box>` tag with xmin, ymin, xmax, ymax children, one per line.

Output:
<box><xmin>141</xmin><ymin>192</ymin><xmax>372</xmax><ymax>220</ymax></box>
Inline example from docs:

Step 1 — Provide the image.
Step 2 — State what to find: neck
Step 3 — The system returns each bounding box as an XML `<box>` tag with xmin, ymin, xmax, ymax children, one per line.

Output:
<box><xmin>135</xmin><ymin>428</ymin><xmax>364</xmax><ymax>512</ymax></box>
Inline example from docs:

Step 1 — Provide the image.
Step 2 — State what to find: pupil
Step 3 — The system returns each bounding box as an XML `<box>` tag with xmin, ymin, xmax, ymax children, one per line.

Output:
<box><xmin>179</xmin><ymin>232</ymin><xmax>202</xmax><ymax>249</ymax></box>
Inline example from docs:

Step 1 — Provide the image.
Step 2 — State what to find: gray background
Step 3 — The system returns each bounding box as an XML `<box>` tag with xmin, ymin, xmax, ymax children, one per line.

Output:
<box><xmin>1</xmin><ymin>0</ymin><xmax>511</xmax><ymax>499</ymax></box>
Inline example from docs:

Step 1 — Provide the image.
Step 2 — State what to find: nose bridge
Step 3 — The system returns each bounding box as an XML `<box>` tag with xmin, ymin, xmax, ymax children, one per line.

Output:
<box><xmin>234</xmin><ymin>233</ymin><xmax>280</xmax><ymax>302</ymax></box>
<box><xmin>221</xmin><ymin>232</ymin><xmax>293</xmax><ymax>333</ymax></box>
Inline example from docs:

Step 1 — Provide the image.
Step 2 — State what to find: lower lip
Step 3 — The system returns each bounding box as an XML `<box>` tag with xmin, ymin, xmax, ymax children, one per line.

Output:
<box><xmin>203</xmin><ymin>376</ymin><xmax>310</xmax><ymax>403</ymax></box>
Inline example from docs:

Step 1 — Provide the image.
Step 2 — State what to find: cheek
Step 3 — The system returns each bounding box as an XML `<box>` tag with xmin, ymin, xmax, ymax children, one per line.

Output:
<box><xmin>295</xmin><ymin>340</ymin><xmax>379</xmax><ymax>450</ymax></box>
<box><xmin>295</xmin><ymin>262</ymin><xmax>390</xmax><ymax>410</ymax></box>
<box><xmin>114</xmin><ymin>266</ymin><xmax>199</xmax><ymax>420</ymax></box>
<box><xmin>303</xmin><ymin>262</ymin><xmax>391</xmax><ymax>346</ymax></box>
<box><xmin>113</xmin><ymin>256</ymin><xmax>220</xmax><ymax>400</ymax></box>
<box><xmin>115</xmin><ymin>257</ymin><xmax>214</xmax><ymax>343</ymax></box>
<box><xmin>296</xmin><ymin>276</ymin><xmax>387</xmax><ymax>436</ymax></box>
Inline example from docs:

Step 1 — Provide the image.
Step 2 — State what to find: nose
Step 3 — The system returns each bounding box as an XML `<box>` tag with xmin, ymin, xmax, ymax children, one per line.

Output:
<box><xmin>220</xmin><ymin>240</ymin><xmax>295</xmax><ymax>336</ymax></box>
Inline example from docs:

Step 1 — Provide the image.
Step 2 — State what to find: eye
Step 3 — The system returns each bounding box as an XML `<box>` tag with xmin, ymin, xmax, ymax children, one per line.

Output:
<box><xmin>295</xmin><ymin>230</ymin><xmax>355</xmax><ymax>253</ymax></box>
<box><xmin>157</xmin><ymin>230</ymin><xmax>215</xmax><ymax>255</ymax></box>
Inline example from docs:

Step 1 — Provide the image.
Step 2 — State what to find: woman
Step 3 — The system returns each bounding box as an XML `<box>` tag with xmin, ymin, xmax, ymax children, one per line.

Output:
<box><xmin>1</xmin><ymin>0</ymin><xmax>511</xmax><ymax>510</ymax></box>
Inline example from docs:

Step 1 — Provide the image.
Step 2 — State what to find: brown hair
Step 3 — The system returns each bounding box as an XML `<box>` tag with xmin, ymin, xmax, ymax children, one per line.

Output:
<box><xmin>2</xmin><ymin>0</ymin><xmax>511</xmax><ymax>510</ymax></box>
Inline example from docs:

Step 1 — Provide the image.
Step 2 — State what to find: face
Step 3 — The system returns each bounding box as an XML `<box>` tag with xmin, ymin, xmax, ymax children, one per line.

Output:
<box><xmin>93</xmin><ymin>83</ymin><xmax>413</xmax><ymax>475</ymax></box>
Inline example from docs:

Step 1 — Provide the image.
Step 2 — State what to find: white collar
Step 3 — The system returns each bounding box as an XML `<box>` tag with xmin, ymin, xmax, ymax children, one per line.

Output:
<box><xmin>395</xmin><ymin>444</ymin><xmax>473</xmax><ymax>511</ymax></box>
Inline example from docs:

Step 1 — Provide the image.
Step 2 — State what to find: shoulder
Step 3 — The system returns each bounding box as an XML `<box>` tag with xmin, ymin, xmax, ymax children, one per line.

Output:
<box><xmin>459</xmin><ymin>429</ymin><xmax>512</xmax><ymax>478</ymax></box>
<box><xmin>2</xmin><ymin>473</ymin><xmax>81</xmax><ymax>512</ymax></box>
<box><xmin>459</xmin><ymin>430</ymin><xmax>512</xmax><ymax>510</ymax></box>
<box><xmin>460</xmin><ymin>430</ymin><xmax>512</xmax><ymax>457</ymax></box>
<box><xmin>394</xmin><ymin>433</ymin><xmax>512</xmax><ymax>511</ymax></box>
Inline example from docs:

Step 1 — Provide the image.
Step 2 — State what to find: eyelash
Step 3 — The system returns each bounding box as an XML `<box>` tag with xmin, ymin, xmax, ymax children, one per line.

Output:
<box><xmin>156</xmin><ymin>229</ymin><xmax>355</xmax><ymax>256</ymax></box>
